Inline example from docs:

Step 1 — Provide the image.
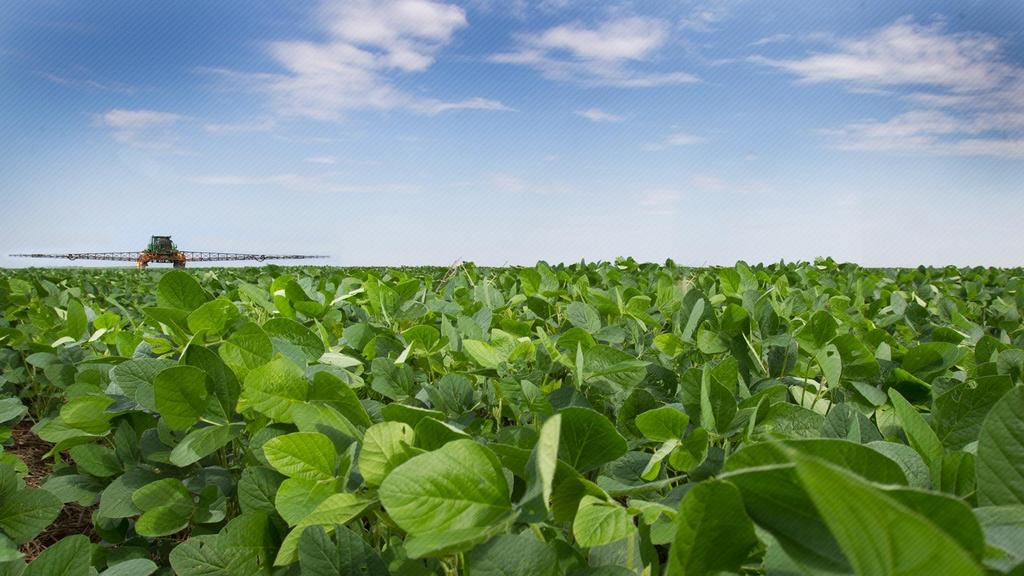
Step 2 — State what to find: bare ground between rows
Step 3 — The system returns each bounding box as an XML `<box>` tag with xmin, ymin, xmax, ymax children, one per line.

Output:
<box><xmin>10</xmin><ymin>420</ymin><xmax>98</xmax><ymax>562</ymax></box>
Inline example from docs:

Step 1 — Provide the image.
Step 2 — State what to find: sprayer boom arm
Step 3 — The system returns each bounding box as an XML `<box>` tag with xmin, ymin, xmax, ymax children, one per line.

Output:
<box><xmin>11</xmin><ymin>251</ymin><xmax>326</xmax><ymax>264</ymax></box>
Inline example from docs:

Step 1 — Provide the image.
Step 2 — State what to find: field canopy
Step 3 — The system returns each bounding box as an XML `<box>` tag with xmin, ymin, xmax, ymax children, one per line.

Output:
<box><xmin>0</xmin><ymin>259</ymin><xmax>1023</xmax><ymax>575</ymax></box>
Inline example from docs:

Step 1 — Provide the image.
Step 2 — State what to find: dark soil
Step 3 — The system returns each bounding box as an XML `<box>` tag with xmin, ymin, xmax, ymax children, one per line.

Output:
<box><xmin>9</xmin><ymin>420</ymin><xmax>98</xmax><ymax>562</ymax></box>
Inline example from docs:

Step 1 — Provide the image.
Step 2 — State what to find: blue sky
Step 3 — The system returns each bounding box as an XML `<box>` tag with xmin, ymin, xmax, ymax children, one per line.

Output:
<box><xmin>1</xmin><ymin>0</ymin><xmax>1022</xmax><ymax>267</ymax></box>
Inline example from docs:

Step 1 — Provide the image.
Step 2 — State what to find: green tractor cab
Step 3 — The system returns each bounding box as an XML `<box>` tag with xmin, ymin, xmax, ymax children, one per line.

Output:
<box><xmin>147</xmin><ymin>235</ymin><xmax>177</xmax><ymax>254</ymax></box>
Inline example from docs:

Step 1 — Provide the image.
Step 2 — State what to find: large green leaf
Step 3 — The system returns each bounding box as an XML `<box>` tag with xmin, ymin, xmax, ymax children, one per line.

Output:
<box><xmin>358</xmin><ymin>421</ymin><xmax>417</xmax><ymax>487</ymax></box>
<box><xmin>519</xmin><ymin>413</ymin><xmax>561</xmax><ymax>519</ymax></box>
<box><xmin>558</xmin><ymin>407</ymin><xmax>627</xmax><ymax>473</ymax></box>
<box><xmin>792</xmin><ymin>452</ymin><xmax>983</xmax><ymax>576</ymax></box>
<box><xmin>722</xmin><ymin>438</ymin><xmax>908</xmax><ymax>573</ymax></box>
<box><xmin>23</xmin><ymin>535</ymin><xmax>90</xmax><ymax>576</ymax></box>
<box><xmin>378</xmin><ymin>439</ymin><xmax>511</xmax><ymax>556</ymax></box>
<box><xmin>132</xmin><ymin>478</ymin><xmax>194</xmax><ymax>537</ymax></box>
<box><xmin>298</xmin><ymin>525</ymin><xmax>388</xmax><ymax>576</ymax></box>
<box><xmin>573</xmin><ymin>496</ymin><xmax>630</xmax><ymax>547</ymax></box>
<box><xmin>153</xmin><ymin>365</ymin><xmax>209</xmax><ymax>431</ymax></box>
<box><xmin>97</xmin><ymin>467</ymin><xmax>160</xmax><ymax>519</ymax></box>
<box><xmin>262</xmin><ymin>432</ymin><xmax>337</xmax><ymax>481</ymax></box>
<box><xmin>187</xmin><ymin>298</ymin><xmax>239</xmax><ymax>337</ymax></box>
<box><xmin>263</xmin><ymin>318</ymin><xmax>324</xmax><ymax>364</ymax></box>
<box><xmin>219</xmin><ymin>322</ymin><xmax>274</xmax><ymax>380</ymax></box>
<box><xmin>668</xmin><ymin>479</ymin><xmax>757</xmax><ymax>576</ymax></box>
<box><xmin>274</xmin><ymin>478</ymin><xmax>335</xmax><ymax>526</ymax></box>
<box><xmin>238</xmin><ymin>356</ymin><xmax>309</xmax><ymax>423</ymax></box>
<box><xmin>169</xmin><ymin>513</ymin><xmax>276</xmax><ymax>576</ymax></box>
<box><xmin>889</xmin><ymin>388</ymin><xmax>944</xmax><ymax>484</ymax></box>
<box><xmin>274</xmin><ymin>494</ymin><xmax>376</xmax><ymax>565</ymax></box>
<box><xmin>463</xmin><ymin>339</ymin><xmax>503</xmax><ymax>369</ymax></box>
<box><xmin>974</xmin><ymin>506</ymin><xmax>1024</xmax><ymax>571</ymax></box>
<box><xmin>567</xmin><ymin>302</ymin><xmax>601</xmax><ymax>333</ymax></box>
<box><xmin>635</xmin><ymin>406</ymin><xmax>689</xmax><ymax>442</ymax></box>
<box><xmin>157</xmin><ymin>270</ymin><xmax>209</xmax><ymax>312</ymax></box>
<box><xmin>932</xmin><ymin>375</ymin><xmax>1012</xmax><ymax>449</ymax></box>
<box><xmin>466</xmin><ymin>532</ymin><xmax>559</xmax><ymax>576</ymax></box>
<box><xmin>98</xmin><ymin>559</ymin><xmax>158</xmax><ymax>576</ymax></box>
<box><xmin>977</xmin><ymin>386</ymin><xmax>1024</xmax><ymax>506</ymax></box>
<box><xmin>901</xmin><ymin>342</ymin><xmax>961</xmax><ymax>382</ymax></box>
<box><xmin>0</xmin><ymin>467</ymin><xmax>61</xmax><ymax>544</ymax></box>
<box><xmin>110</xmin><ymin>356</ymin><xmax>182</xmax><ymax>401</ymax></box>
<box><xmin>238</xmin><ymin>467</ymin><xmax>282</xmax><ymax>514</ymax></box>
<box><xmin>169</xmin><ymin>423</ymin><xmax>244</xmax><ymax>467</ymax></box>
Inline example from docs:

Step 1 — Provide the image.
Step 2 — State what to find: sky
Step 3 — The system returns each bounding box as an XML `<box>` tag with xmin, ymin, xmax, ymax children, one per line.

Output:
<box><xmin>1</xmin><ymin>0</ymin><xmax>1022</xmax><ymax>267</ymax></box>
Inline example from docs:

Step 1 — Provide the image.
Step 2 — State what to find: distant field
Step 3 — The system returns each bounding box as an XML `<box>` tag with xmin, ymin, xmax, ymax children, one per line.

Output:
<box><xmin>0</xmin><ymin>261</ymin><xmax>1022</xmax><ymax>574</ymax></box>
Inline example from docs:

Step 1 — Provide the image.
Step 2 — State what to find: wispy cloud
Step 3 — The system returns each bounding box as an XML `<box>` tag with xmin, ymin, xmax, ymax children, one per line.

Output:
<box><xmin>207</xmin><ymin>0</ymin><xmax>509</xmax><ymax>120</ymax></box>
<box><xmin>821</xmin><ymin>110</ymin><xmax>1024</xmax><ymax>159</ymax></box>
<box><xmin>491</xmin><ymin>16</ymin><xmax>699</xmax><ymax>87</ymax></box>
<box><xmin>204</xmin><ymin>118</ymin><xmax>276</xmax><ymax>133</ymax></box>
<box><xmin>575</xmin><ymin>108</ymin><xmax>624</xmax><ymax>122</ymax></box>
<box><xmin>748</xmin><ymin>33</ymin><xmax>792</xmax><ymax>47</ymax></box>
<box><xmin>640</xmin><ymin>174</ymin><xmax>770</xmax><ymax>215</ymax></box>
<box><xmin>752</xmin><ymin>16</ymin><xmax>1024</xmax><ymax>159</ymax></box>
<box><xmin>189</xmin><ymin>173</ymin><xmax>417</xmax><ymax>194</ymax></box>
<box><xmin>689</xmin><ymin>174</ymin><xmax>770</xmax><ymax>194</ymax></box>
<box><xmin>643</xmin><ymin>132</ymin><xmax>705</xmax><ymax>151</ymax></box>
<box><xmin>98</xmin><ymin>109</ymin><xmax>186</xmax><ymax>151</ymax></box>
<box><xmin>36</xmin><ymin>70</ymin><xmax>136</xmax><ymax>94</ymax></box>
<box><xmin>679</xmin><ymin>1</ymin><xmax>735</xmax><ymax>32</ymax></box>
<box><xmin>751</xmin><ymin>17</ymin><xmax>1010</xmax><ymax>91</ymax></box>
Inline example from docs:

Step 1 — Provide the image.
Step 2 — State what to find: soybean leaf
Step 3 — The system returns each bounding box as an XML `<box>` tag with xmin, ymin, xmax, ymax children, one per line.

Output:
<box><xmin>558</xmin><ymin>407</ymin><xmax>627</xmax><ymax>474</ymax></box>
<box><xmin>262</xmin><ymin>432</ymin><xmax>337</xmax><ymax>481</ymax></box>
<box><xmin>635</xmin><ymin>406</ymin><xmax>689</xmax><ymax>442</ymax></box>
<box><xmin>668</xmin><ymin>480</ymin><xmax>757</xmax><ymax>576</ymax></box>
<box><xmin>169</xmin><ymin>423</ymin><xmax>244</xmax><ymax>467</ymax></box>
<box><xmin>157</xmin><ymin>271</ymin><xmax>209</xmax><ymax>313</ymax></box>
<box><xmin>358</xmin><ymin>421</ymin><xmax>418</xmax><ymax>487</ymax></box>
<box><xmin>977</xmin><ymin>386</ymin><xmax>1024</xmax><ymax>506</ymax></box>
<box><xmin>378</xmin><ymin>440</ymin><xmax>512</xmax><ymax>556</ymax></box>
<box><xmin>23</xmin><ymin>535</ymin><xmax>90</xmax><ymax>576</ymax></box>
<box><xmin>153</xmin><ymin>366</ymin><xmax>209</xmax><ymax>431</ymax></box>
<box><xmin>238</xmin><ymin>356</ymin><xmax>309</xmax><ymax>423</ymax></box>
<box><xmin>298</xmin><ymin>525</ymin><xmax>388</xmax><ymax>576</ymax></box>
<box><xmin>573</xmin><ymin>496</ymin><xmax>630</xmax><ymax>547</ymax></box>
<box><xmin>466</xmin><ymin>532</ymin><xmax>559</xmax><ymax>576</ymax></box>
<box><xmin>792</xmin><ymin>452</ymin><xmax>983</xmax><ymax>576</ymax></box>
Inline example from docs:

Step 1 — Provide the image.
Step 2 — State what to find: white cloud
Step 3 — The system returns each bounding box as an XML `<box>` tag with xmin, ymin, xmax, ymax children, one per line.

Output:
<box><xmin>98</xmin><ymin>109</ymin><xmax>185</xmax><ymax>151</ymax></box>
<box><xmin>749</xmin><ymin>34</ymin><xmax>792</xmax><ymax>47</ymax></box>
<box><xmin>752</xmin><ymin>17</ymin><xmax>1024</xmax><ymax>160</ymax></box>
<box><xmin>204</xmin><ymin>118</ymin><xmax>276</xmax><ymax>133</ymax></box>
<box><xmin>643</xmin><ymin>132</ymin><xmax>705</xmax><ymax>151</ymax></box>
<box><xmin>575</xmin><ymin>108</ymin><xmax>624</xmax><ymax>122</ymax></box>
<box><xmin>751</xmin><ymin>17</ymin><xmax>1010</xmax><ymax>91</ymax></box>
<box><xmin>189</xmin><ymin>173</ymin><xmax>417</xmax><ymax>194</ymax></box>
<box><xmin>822</xmin><ymin>110</ymin><xmax>1024</xmax><ymax>159</ymax></box>
<box><xmin>37</xmin><ymin>70</ymin><xmax>136</xmax><ymax>94</ymax></box>
<box><xmin>491</xmin><ymin>16</ymin><xmax>698</xmax><ymax>87</ymax></box>
<box><xmin>690</xmin><ymin>175</ymin><xmax>770</xmax><ymax>194</ymax></box>
<box><xmin>679</xmin><ymin>1</ymin><xmax>734</xmax><ymax>32</ymax></box>
<box><xmin>212</xmin><ymin>0</ymin><xmax>509</xmax><ymax>119</ymax></box>
<box><xmin>102</xmin><ymin>109</ymin><xmax>181</xmax><ymax>129</ymax></box>
<box><xmin>426</xmin><ymin>97</ymin><xmax>513</xmax><ymax>114</ymax></box>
